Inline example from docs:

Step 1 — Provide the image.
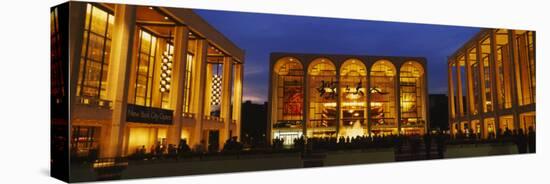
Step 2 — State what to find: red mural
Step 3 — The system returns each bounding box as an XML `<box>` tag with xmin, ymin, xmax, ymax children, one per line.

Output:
<box><xmin>283</xmin><ymin>86</ymin><xmax>303</xmax><ymax>116</ymax></box>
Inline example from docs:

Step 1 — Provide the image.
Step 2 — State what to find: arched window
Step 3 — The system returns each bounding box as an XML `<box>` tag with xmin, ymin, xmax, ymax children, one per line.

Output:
<box><xmin>400</xmin><ymin>61</ymin><xmax>425</xmax><ymax>135</ymax></box>
<box><xmin>369</xmin><ymin>60</ymin><xmax>397</xmax><ymax>135</ymax></box>
<box><xmin>307</xmin><ymin>58</ymin><xmax>337</xmax><ymax>138</ymax></box>
<box><xmin>339</xmin><ymin>59</ymin><xmax>368</xmax><ymax>138</ymax></box>
<box><xmin>272</xmin><ymin>57</ymin><xmax>304</xmax><ymax>144</ymax></box>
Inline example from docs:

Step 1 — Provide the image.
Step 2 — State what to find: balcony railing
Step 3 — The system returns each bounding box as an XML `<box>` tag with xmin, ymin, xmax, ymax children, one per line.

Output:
<box><xmin>204</xmin><ymin>115</ymin><xmax>224</xmax><ymax>123</ymax></box>
<box><xmin>77</xmin><ymin>96</ymin><xmax>112</xmax><ymax>109</ymax></box>
<box><xmin>182</xmin><ymin>112</ymin><xmax>195</xmax><ymax>119</ymax></box>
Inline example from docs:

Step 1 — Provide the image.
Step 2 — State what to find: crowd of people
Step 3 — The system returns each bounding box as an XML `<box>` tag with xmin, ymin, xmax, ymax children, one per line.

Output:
<box><xmin>129</xmin><ymin>137</ymin><xmax>247</xmax><ymax>160</ymax></box>
<box><xmin>73</xmin><ymin>127</ymin><xmax>534</xmax><ymax>163</ymax></box>
<box><xmin>452</xmin><ymin>126</ymin><xmax>536</xmax><ymax>153</ymax></box>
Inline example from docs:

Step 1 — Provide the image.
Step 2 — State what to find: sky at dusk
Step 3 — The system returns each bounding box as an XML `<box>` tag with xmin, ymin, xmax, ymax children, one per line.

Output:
<box><xmin>196</xmin><ymin>9</ymin><xmax>481</xmax><ymax>104</ymax></box>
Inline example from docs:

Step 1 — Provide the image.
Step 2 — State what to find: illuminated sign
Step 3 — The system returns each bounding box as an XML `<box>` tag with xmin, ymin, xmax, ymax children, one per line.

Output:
<box><xmin>126</xmin><ymin>104</ymin><xmax>173</xmax><ymax>125</ymax></box>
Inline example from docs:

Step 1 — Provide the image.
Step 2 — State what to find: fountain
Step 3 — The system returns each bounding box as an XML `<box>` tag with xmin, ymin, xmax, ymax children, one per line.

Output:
<box><xmin>343</xmin><ymin>120</ymin><xmax>365</xmax><ymax>138</ymax></box>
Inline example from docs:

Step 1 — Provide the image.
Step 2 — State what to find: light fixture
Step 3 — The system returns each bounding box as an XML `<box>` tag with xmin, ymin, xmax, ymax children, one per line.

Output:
<box><xmin>160</xmin><ymin>43</ymin><xmax>173</xmax><ymax>93</ymax></box>
<box><xmin>210</xmin><ymin>74</ymin><xmax>222</xmax><ymax>105</ymax></box>
<box><xmin>164</xmin><ymin>16</ymin><xmax>169</xmax><ymax>20</ymax></box>
<box><xmin>148</xmin><ymin>7</ymin><xmax>153</xmax><ymax>10</ymax></box>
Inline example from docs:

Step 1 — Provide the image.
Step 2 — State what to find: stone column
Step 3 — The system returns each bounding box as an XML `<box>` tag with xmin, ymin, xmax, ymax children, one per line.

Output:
<box><xmin>366</xmin><ymin>62</ymin><xmax>372</xmax><ymax>136</ymax></box>
<box><xmin>395</xmin><ymin>62</ymin><xmax>402</xmax><ymax>135</ymax></box>
<box><xmin>103</xmin><ymin>4</ymin><xmax>136</xmax><ymax>157</ymax></box>
<box><xmin>191</xmin><ymin>40</ymin><xmax>209</xmax><ymax>146</ymax></box>
<box><xmin>68</xmin><ymin>1</ymin><xmax>87</xmax><ymax>152</ymax></box>
<box><xmin>335</xmin><ymin>69</ymin><xmax>341</xmax><ymax>138</ymax></box>
<box><xmin>220</xmin><ymin>56</ymin><xmax>234</xmax><ymax>143</ymax></box>
<box><xmin>476</xmin><ymin>42</ymin><xmax>486</xmax><ymax>138</ymax></box>
<box><xmin>302</xmin><ymin>60</ymin><xmax>309</xmax><ymax>141</ymax></box>
<box><xmin>455</xmin><ymin>58</ymin><xmax>464</xmax><ymax>118</ymax></box>
<box><xmin>232</xmin><ymin>63</ymin><xmax>244</xmax><ymax>140</ymax></box>
<box><xmin>447</xmin><ymin>62</ymin><xmax>455</xmax><ymax>136</ymax></box>
<box><xmin>490</xmin><ymin>30</ymin><xmax>501</xmax><ymax>137</ymax></box>
<box><xmin>166</xmin><ymin>26</ymin><xmax>190</xmax><ymax>146</ymax></box>
<box><xmin>507</xmin><ymin>30</ymin><xmax>521</xmax><ymax>130</ymax></box>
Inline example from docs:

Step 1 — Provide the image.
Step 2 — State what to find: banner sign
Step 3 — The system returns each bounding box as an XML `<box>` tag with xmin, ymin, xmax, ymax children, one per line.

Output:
<box><xmin>126</xmin><ymin>104</ymin><xmax>173</xmax><ymax>125</ymax></box>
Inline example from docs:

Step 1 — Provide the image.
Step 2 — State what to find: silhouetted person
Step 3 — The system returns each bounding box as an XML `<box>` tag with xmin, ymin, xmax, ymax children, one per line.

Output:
<box><xmin>135</xmin><ymin>145</ymin><xmax>146</xmax><ymax>160</ymax></box>
<box><xmin>528</xmin><ymin>126</ymin><xmax>536</xmax><ymax>153</ymax></box>
<box><xmin>178</xmin><ymin>139</ymin><xmax>191</xmax><ymax>155</ymax></box>
<box><xmin>88</xmin><ymin>145</ymin><xmax>99</xmax><ymax>163</ymax></box>
<box><xmin>194</xmin><ymin>140</ymin><xmax>206</xmax><ymax>154</ymax></box>
<box><xmin>154</xmin><ymin>141</ymin><xmax>163</xmax><ymax>158</ymax></box>
<box><xmin>515</xmin><ymin>129</ymin><xmax>527</xmax><ymax>154</ymax></box>
<box><xmin>168</xmin><ymin>144</ymin><xmax>177</xmax><ymax>158</ymax></box>
<box><xmin>423</xmin><ymin>133</ymin><xmax>432</xmax><ymax>159</ymax></box>
<box><xmin>504</xmin><ymin>128</ymin><xmax>512</xmax><ymax>138</ymax></box>
<box><xmin>435</xmin><ymin>132</ymin><xmax>446</xmax><ymax>159</ymax></box>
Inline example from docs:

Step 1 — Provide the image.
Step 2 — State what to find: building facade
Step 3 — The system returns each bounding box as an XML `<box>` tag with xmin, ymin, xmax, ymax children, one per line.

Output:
<box><xmin>268</xmin><ymin>53</ymin><xmax>429</xmax><ymax>144</ymax></box>
<box><xmin>55</xmin><ymin>2</ymin><xmax>245</xmax><ymax>158</ymax></box>
<box><xmin>447</xmin><ymin>29</ymin><xmax>536</xmax><ymax>139</ymax></box>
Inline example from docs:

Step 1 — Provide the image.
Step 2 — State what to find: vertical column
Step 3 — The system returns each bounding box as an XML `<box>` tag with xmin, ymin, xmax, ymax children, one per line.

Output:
<box><xmin>366</xmin><ymin>62</ymin><xmax>372</xmax><ymax>136</ymax></box>
<box><xmin>507</xmin><ymin>30</ymin><xmax>521</xmax><ymax>130</ymax></box>
<box><xmin>447</xmin><ymin>62</ymin><xmax>455</xmax><ymax>136</ymax></box>
<box><xmin>395</xmin><ymin>62</ymin><xmax>402</xmax><ymax>135</ymax></box>
<box><xmin>232</xmin><ymin>63</ymin><xmax>244</xmax><ymax>141</ymax></box>
<box><xmin>476</xmin><ymin>42</ymin><xmax>486</xmax><ymax>138</ymax></box>
<box><xmin>302</xmin><ymin>61</ymin><xmax>309</xmax><ymax>141</ymax></box>
<box><xmin>68</xmin><ymin>2</ymin><xmax>87</xmax><ymax>126</ymax></box>
<box><xmin>166</xmin><ymin>26</ymin><xmax>189</xmax><ymax>146</ymax></box>
<box><xmin>191</xmin><ymin>39</ymin><xmax>208</xmax><ymax>146</ymax></box>
<box><xmin>220</xmin><ymin>56</ymin><xmax>234</xmax><ymax>143</ymax></box>
<box><xmin>103</xmin><ymin>4</ymin><xmax>136</xmax><ymax>157</ymax></box>
<box><xmin>335</xmin><ymin>69</ymin><xmax>341</xmax><ymax>137</ymax></box>
<box><xmin>465</xmin><ymin>49</ymin><xmax>473</xmax><ymax>116</ymax></box>
<box><xmin>455</xmin><ymin>59</ymin><xmax>464</xmax><ymax>117</ymax></box>
<box><xmin>489</xmin><ymin>30</ymin><xmax>501</xmax><ymax>136</ymax></box>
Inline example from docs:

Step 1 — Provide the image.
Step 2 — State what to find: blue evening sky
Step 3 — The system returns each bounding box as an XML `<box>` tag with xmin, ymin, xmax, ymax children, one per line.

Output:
<box><xmin>196</xmin><ymin>9</ymin><xmax>480</xmax><ymax>103</ymax></box>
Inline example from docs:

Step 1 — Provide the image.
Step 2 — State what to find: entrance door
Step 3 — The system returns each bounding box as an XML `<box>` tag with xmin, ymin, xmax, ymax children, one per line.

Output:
<box><xmin>208</xmin><ymin>130</ymin><xmax>220</xmax><ymax>152</ymax></box>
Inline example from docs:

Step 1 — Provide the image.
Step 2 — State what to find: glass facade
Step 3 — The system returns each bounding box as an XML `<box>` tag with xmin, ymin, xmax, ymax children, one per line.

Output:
<box><xmin>370</xmin><ymin>60</ymin><xmax>397</xmax><ymax>135</ymax></box>
<box><xmin>182</xmin><ymin>38</ymin><xmax>197</xmax><ymax>114</ymax></box>
<box><xmin>68</xmin><ymin>2</ymin><xmax>245</xmax><ymax>158</ymax></box>
<box><xmin>133</xmin><ymin>29</ymin><xmax>159</xmax><ymax>106</ymax></box>
<box><xmin>514</xmin><ymin>30</ymin><xmax>535</xmax><ymax>106</ymax></box>
<box><xmin>272</xmin><ymin>57</ymin><xmax>304</xmax><ymax>143</ymax></box>
<box><xmin>400</xmin><ymin>61</ymin><xmax>425</xmax><ymax>134</ymax></box>
<box><xmin>448</xmin><ymin>29</ymin><xmax>536</xmax><ymax>139</ymax></box>
<box><xmin>495</xmin><ymin>29</ymin><xmax>513</xmax><ymax>109</ymax></box>
<box><xmin>307</xmin><ymin>58</ymin><xmax>337</xmax><ymax>137</ymax></box>
<box><xmin>339</xmin><ymin>59</ymin><xmax>367</xmax><ymax>131</ymax></box>
<box><xmin>77</xmin><ymin>4</ymin><xmax>114</xmax><ymax>100</ymax></box>
<box><xmin>268</xmin><ymin>55</ymin><xmax>429</xmax><ymax>142</ymax></box>
<box><xmin>480</xmin><ymin>36</ymin><xmax>493</xmax><ymax>112</ymax></box>
<box><xmin>269</xmin><ymin>56</ymin><xmax>425</xmax><ymax>141</ymax></box>
<box><xmin>468</xmin><ymin>47</ymin><xmax>480</xmax><ymax>115</ymax></box>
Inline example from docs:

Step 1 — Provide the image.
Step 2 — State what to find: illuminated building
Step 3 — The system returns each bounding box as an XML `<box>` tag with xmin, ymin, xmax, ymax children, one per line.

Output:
<box><xmin>268</xmin><ymin>53</ymin><xmax>429</xmax><ymax>144</ymax></box>
<box><xmin>54</xmin><ymin>2</ymin><xmax>245</xmax><ymax>158</ymax></box>
<box><xmin>447</xmin><ymin>29</ymin><xmax>536</xmax><ymax>139</ymax></box>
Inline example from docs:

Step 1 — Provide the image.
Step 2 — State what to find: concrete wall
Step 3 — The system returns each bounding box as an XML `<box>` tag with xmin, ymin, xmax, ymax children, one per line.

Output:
<box><xmin>324</xmin><ymin>148</ymin><xmax>395</xmax><ymax>166</ymax></box>
<box><xmin>445</xmin><ymin>143</ymin><xmax>519</xmax><ymax>158</ymax></box>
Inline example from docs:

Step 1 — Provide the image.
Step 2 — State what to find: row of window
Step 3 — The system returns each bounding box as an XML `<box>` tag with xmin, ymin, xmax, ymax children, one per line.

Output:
<box><xmin>273</xmin><ymin>57</ymin><xmax>426</xmax><ymax>132</ymax></box>
<box><xmin>449</xmin><ymin>29</ymin><xmax>535</xmax><ymax>118</ymax></box>
<box><xmin>75</xmin><ymin>4</ymin><xmax>241</xmax><ymax>119</ymax></box>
